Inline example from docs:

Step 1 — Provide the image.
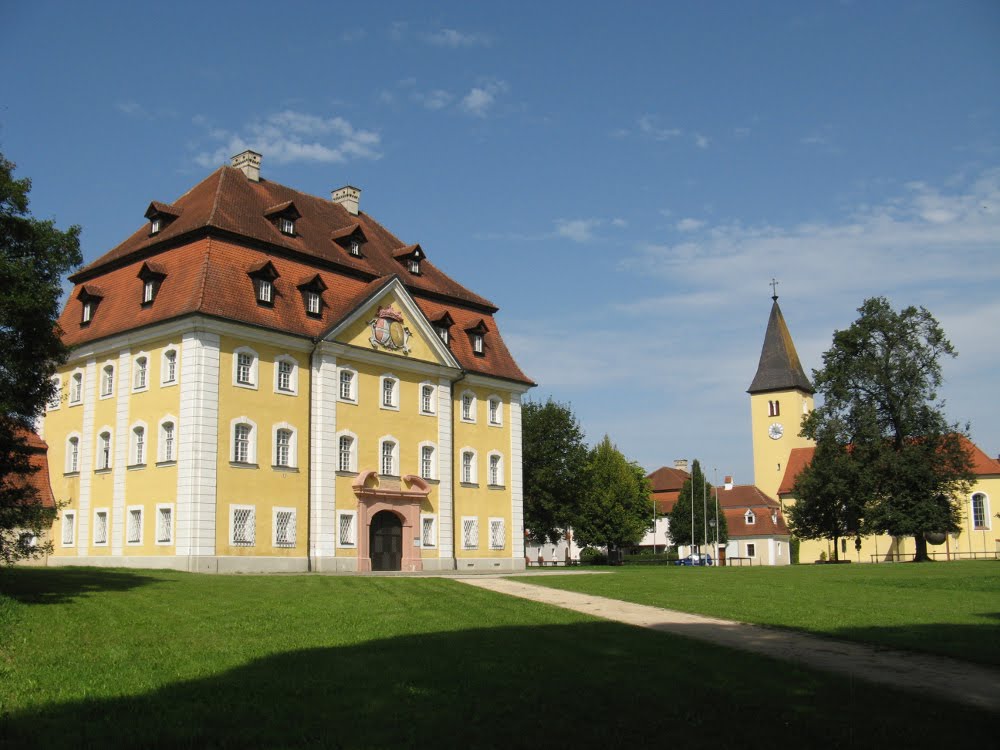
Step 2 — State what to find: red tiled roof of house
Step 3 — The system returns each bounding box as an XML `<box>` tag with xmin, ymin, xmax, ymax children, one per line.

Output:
<box><xmin>716</xmin><ymin>484</ymin><xmax>789</xmax><ymax>537</ymax></box>
<box><xmin>777</xmin><ymin>436</ymin><xmax>1000</xmax><ymax>496</ymax></box>
<box><xmin>57</xmin><ymin>166</ymin><xmax>532</xmax><ymax>385</ymax></box>
<box><xmin>646</xmin><ymin>466</ymin><xmax>690</xmax><ymax>514</ymax></box>
<box><xmin>3</xmin><ymin>430</ymin><xmax>56</xmax><ymax>509</ymax></box>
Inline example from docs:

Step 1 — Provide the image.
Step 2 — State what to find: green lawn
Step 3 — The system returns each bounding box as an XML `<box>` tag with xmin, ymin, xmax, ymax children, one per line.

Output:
<box><xmin>526</xmin><ymin>561</ymin><xmax>1000</xmax><ymax>664</ymax></box>
<box><xmin>0</xmin><ymin>568</ymin><xmax>995</xmax><ymax>749</ymax></box>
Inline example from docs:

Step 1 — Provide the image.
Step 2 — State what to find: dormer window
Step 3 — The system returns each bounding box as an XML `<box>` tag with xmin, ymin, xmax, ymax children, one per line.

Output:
<box><xmin>77</xmin><ymin>285</ymin><xmax>104</xmax><ymax>325</ymax></box>
<box><xmin>144</xmin><ymin>201</ymin><xmax>182</xmax><ymax>236</ymax></box>
<box><xmin>248</xmin><ymin>261</ymin><xmax>279</xmax><ymax>308</ymax></box>
<box><xmin>297</xmin><ymin>274</ymin><xmax>327</xmax><ymax>318</ymax></box>
<box><xmin>394</xmin><ymin>244</ymin><xmax>426</xmax><ymax>275</ymax></box>
<box><xmin>137</xmin><ymin>262</ymin><xmax>166</xmax><ymax>306</ymax></box>
<box><xmin>465</xmin><ymin>319</ymin><xmax>489</xmax><ymax>357</ymax></box>
<box><xmin>264</xmin><ymin>201</ymin><xmax>301</xmax><ymax>238</ymax></box>
<box><xmin>745</xmin><ymin>510</ymin><xmax>756</xmax><ymax>525</ymax></box>
<box><xmin>433</xmin><ymin>311</ymin><xmax>454</xmax><ymax>346</ymax></box>
<box><xmin>437</xmin><ymin>327</ymin><xmax>449</xmax><ymax>345</ymax></box>
<box><xmin>331</xmin><ymin>223</ymin><xmax>368</xmax><ymax>258</ymax></box>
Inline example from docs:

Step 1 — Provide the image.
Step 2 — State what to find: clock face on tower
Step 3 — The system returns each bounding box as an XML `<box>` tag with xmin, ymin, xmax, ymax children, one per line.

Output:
<box><xmin>768</xmin><ymin>423</ymin><xmax>784</xmax><ymax>440</ymax></box>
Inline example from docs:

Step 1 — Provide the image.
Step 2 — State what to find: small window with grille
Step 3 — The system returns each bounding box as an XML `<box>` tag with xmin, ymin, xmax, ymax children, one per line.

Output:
<box><xmin>62</xmin><ymin>511</ymin><xmax>76</xmax><ymax>546</ymax></box>
<box><xmin>274</xmin><ymin>508</ymin><xmax>296</xmax><ymax>547</ymax></box>
<box><xmin>231</xmin><ymin>505</ymin><xmax>256</xmax><ymax>546</ymax></box>
<box><xmin>338</xmin><ymin>511</ymin><xmax>356</xmax><ymax>546</ymax></box>
<box><xmin>462</xmin><ymin>517</ymin><xmax>479</xmax><ymax>550</ymax></box>
<box><xmin>489</xmin><ymin>518</ymin><xmax>505</xmax><ymax>550</ymax></box>
<box><xmin>421</xmin><ymin>516</ymin><xmax>436</xmax><ymax>548</ymax></box>
<box><xmin>127</xmin><ymin>507</ymin><xmax>143</xmax><ymax>545</ymax></box>
<box><xmin>156</xmin><ymin>505</ymin><xmax>173</xmax><ymax>544</ymax></box>
<box><xmin>93</xmin><ymin>510</ymin><xmax>109</xmax><ymax>546</ymax></box>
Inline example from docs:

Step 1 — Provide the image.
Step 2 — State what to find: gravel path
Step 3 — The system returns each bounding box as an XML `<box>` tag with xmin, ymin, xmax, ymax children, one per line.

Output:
<box><xmin>460</xmin><ymin>576</ymin><xmax>1000</xmax><ymax>712</ymax></box>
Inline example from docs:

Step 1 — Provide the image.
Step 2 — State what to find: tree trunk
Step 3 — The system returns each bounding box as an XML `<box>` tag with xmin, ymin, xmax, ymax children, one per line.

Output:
<box><xmin>832</xmin><ymin>534</ymin><xmax>839</xmax><ymax>562</ymax></box>
<box><xmin>912</xmin><ymin>533</ymin><xmax>931</xmax><ymax>562</ymax></box>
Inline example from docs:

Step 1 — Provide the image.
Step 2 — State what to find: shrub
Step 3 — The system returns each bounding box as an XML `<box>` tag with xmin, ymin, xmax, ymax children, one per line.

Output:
<box><xmin>579</xmin><ymin>547</ymin><xmax>608</xmax><ymax>565</ymax></box>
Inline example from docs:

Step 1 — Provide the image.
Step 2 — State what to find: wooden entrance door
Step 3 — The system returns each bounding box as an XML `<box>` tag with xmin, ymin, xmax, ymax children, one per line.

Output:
<box><xmin>370</xmin><ymin>511</ymin><xmax>403</xmax><ymax>571</ymax></box>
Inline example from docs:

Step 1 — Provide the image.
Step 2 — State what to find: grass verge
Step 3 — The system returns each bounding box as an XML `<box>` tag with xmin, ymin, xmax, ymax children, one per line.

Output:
<box><xmin>0</xmin><ymin>567</ymin><xmax>995</xmax><ymax>748</ymax></box>
<box><xmin>525</xmin><ymin>561</ymin><xmax>1000</xmax><ymax>664</ymax></box>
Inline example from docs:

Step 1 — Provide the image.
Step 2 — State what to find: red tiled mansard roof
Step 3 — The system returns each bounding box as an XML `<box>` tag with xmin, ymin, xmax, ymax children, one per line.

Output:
<box><xmin>58</xmin><ymin>160</ymin><xmax>531</xmax><ymax>385</ymax></box>
<box><xmin>3</xmin><ymin>430</ymin><xmax>56</xmax><ymax>509</ymax></box>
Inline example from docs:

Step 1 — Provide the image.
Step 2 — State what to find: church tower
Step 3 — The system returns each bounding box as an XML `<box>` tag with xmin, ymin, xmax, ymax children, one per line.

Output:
<box><xmin>748</xmin><ymin>293</ymin><xmax>815</xmax><ymax>499</ymax></box>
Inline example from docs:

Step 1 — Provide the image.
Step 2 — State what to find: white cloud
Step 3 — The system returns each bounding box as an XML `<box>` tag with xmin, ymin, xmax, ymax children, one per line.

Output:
<box><xmin>676</xmin><ymin>218</ymin><xmax>705</xmax><ymax>232</ymax></box>
<box><xmin>422</xmin><ymin>28</ymin><xmax>492</xmax><ymax>47</ymax></box>
<box><xmin>411</xmin><ymin>89</ymin><xmax>454</xmax><ymax>110</ymax></box>
<box><xmin>460</xmin><ymin>79</ymin><xmax>508</xmax><ymax>117</ymax></box>
<box><xmin>555</xmin><ymin>218</ymin><xmax>603</xmax><ymax>243</ymax></box>
<box><xmin>694</xmin><ymin>133</ymin><xmax>710</xmax><ymax>149</ymax></box>
<box><xmin>637</xmin><ymin>115</ymin><xmax>682</xmax><ymax>141</ymax></box>
<box><xmin>340</xmin><ymin>29</ymin><xmax>366</xmax><ymax>42</ymax></box>
<box><xmin>611</xmin><ymin>218</ymin><xmax>628</xmax><ymax>228</ymax></box>
<box><xmin>193</xmin><ymin>110</ymin><xmax>381</xmax><ymax>167</ymax></box>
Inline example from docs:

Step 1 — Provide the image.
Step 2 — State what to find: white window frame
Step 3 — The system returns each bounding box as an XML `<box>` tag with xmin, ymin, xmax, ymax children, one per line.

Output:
<box><xmin>47</xmin><ymin>375</ymin><xmax>62</xmax><ymax>411</ymax></box>
<box><xmin>380</xmin><ymin>373</ymin><xmax>399</xmax><ymax>411</ymax></box>
<box><xmin>279</xmin><ymin>217</ymin><xmax>295</xmax><ymax>235</ymax></box>
<box><xmin>418</xmin><ymin>441</ymin><xmax>437</xmax><ymax>481</ymax></box>
<box><xmin>745</xmin><ymin>510</ymin><xmax>756</xmax><ymax>525</ymax></box>
<box><xmin>419</xmin><ymin>382</ymin><xmax>436</xmax><ymax>416</ymax></box>
<box><xmin>379</xmin><ymin>435</ymin><xmax>399</xmax><ymax>477</ymax></box>
<box><xmin>436</xmin><ymin>326</ymin><xmax>449</xmax><ymax>345</ymax></box>
<box><xmin>273</xmin><ymin>506</ymin><xmax>297</xmax><ymax>548</ymax></box>
<box><xmin>150</xmin><ymin>217</ymin><xmax>162</xmax><ymax>235</ymax></box>
<box><xmin>132</xmin><ymin>353</ymin><xmax>149</xmax><ymax>392</ymax></box>
<box><xmin>161</xmin><ymin>347</ymin><xmax>179</xmax><ymax>386</ymax></box>
<box><xmin>65</xmin><ymin>433</ymin><xmax>81</xmax><ymax>474</ymax></box>
<box><xmin>460</xmin><ymin>447</ymin><xmax>478</xmax><ymax>485</ymax></box>
<box><xmin>746</xmin><ymin>542</ymin><xmax>757</xmax><ymax>558</ymax></box>
<box><xmin>971</xmin><ymin>492</ymin><xmax>991</xmax><ymax>530</ymax></box>
<box><xmin>130</xmin><ymin>421</ymin><xmax>148</xmax><ymax>467</ymax></box>
<box><xmin>349</xmin><ymin>238</ymin><xmax>361</xmax><ymax>256</ymax></box>
<box><xmin>96</xmin><ymin>428</ymin><xmax>113</xmax><ymax>471</ymax></box>
<box><xmin>230</xmin><ymin>504</ymin><xmax>256</xmax><ymax>547</ymax></box>
<box><xmin>100</xmin><ymin>362</ymin><xmax>115</xmax><ymax>399</ymax></box>
<box><xmin>460</xmin><ymin>390</ymin><xmax>477</xmax><ymax>423</ymax></box>
<box><xmin>69</xmin><ymin>370</ymin><xmax>83</xmax><ymax>404</ymax></box>
<box><xmin>472</xmin><ymin>333</ymin><xmax>484</xmax><ymax>354</ymax></box>
<box><xmin>306</xmin><ymin>290</ymin><xmax>321</xmax><ymax>315</ymax></box>
<box><xmin>489</xmin><ymin>517</ymin><xmax>506</xmax><ymax>550</ymax></box>
<box><xmin>421</xmin><ymin>513</ymin><xmax>437</xmax><ymax>548</ymax></box>
<box><xmin>273</xmin><ymin>355</ymin><xmax>299</xmax><ymax>396</ymax></box>
<box><xmin>158</xmin><ymin>415</ymin><xmax>177</xmax><ymax>464</ymax></box>
<box><xmin>337</xmin><ymin>509</ymin><xmax>358</xmax><ymax>547</ymax></box>
<box><xmin>233</xmin><ymin>346</ymin><xmax>259</xmax><ymax>389</ymax></box>
<box><xmin>82</xmin><ymin>300</ymin><xmax>92</xmax><ymax>323</ymax></box>
<box><xmin>126</xmin><ymin>505</ymin><xmax>144</xmax><ymax>546</ymax></box>
<box><xmin>338</xmin><ymin>366</ymin><xmax>357</xmax><ymax>403</ymax></box>
<box><xmin>461</xmin><ymin>516</ymin><xmax>479</xmax><ymax>550</ymax></box>
<box><xmin>143</xmin><ymin>277</ymin><xmax>156</xmax><ymax>302</ymax></box>
<box><xmin>255</xmin><ymin>277</ymin><xmax>274</xmax><ymax>303</ymax></box>
<box><xmin>487</xmin><ymin>395</ymin><xmax>503</xmax><ymax>426</ymax></box>
<box><xmin>61</xmin><ymin>510</ymin><xmax>76</xmax><ymax>547</ymax></box>
<box><xmin>156</xmin><ymin>503</ymin><xmax>174</xmax><ymax>545</ymax></box>
<box><xmin>336</xmin><ymin>430</ymin><xmax>358</xmax><ymax>473</ymax></box>
<box><xmin>272</xmin><ymin>423</ymin><xmax>297</xmax><ymax>469</ymax></box>
<box><xmin>230</xmin><ymin>416</ymin><xmax>258</xmax><ymax>466</ymax></box>
<box><xmin>487</xmin><ymin>451</ymin><xmax>504</xmax><ymax>487</ymax></box>
<box><xmin>93</xmin><ymin>508</ymin><xmax>110</xmax><ymax>547</ymax></box>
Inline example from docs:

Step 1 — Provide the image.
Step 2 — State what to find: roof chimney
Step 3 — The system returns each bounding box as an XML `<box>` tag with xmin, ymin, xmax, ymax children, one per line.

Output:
<box><xmin>674</xmin><ymin>459</ymin><xmax>688</xmax><ymax>472</ymax></box>
<box><xmin>724</xmin><ymin>476</ymin><xmax>734</xmax><ymax>490</ymax></box>
<box><xmin>231</xmin><ymin>150</ymin><xmax>262</xmax><ymax>182</ymax></box>
<box><xmin>332</xmin><ymin>185</ymin><xmax>361</xmax><ymax>215</ymax></box>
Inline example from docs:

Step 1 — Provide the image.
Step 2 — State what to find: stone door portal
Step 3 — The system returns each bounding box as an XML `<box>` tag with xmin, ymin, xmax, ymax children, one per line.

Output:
<box><xmin>370</xmin><ymin>510</ymin><xmax>403</xmax><ymax>571</ymax></box>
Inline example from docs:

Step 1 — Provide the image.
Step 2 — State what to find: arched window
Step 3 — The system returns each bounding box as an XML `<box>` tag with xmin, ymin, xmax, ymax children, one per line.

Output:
<box><xmin>418</xmin><ymin>443</ymin><xmax>436</xmax><ymax>480</ymax></box>
<box><xmin>162</xmin><ymin>348</ymin><xmax>178</xmax><ymax>385</ymax></box>
<box><xmin>337</xmin><ymin>433</ymin><xmax>357</xmax><ymax>473</ymax></box>
<box><xmin>66</xmin><ymin>435</ymin><xmax>80</xmax><ymax>473</ymax></box>
<box><xmin>380</xmin><ymin>439</ymin><xmax>398</xmax><ymax>476</ymax></box>
<box><xmin>339</xmin><ymin>367</ymin><xmax>357</xmax><ymax>402</ymax></box>
<box><xmin>97</xmin><ymin>430</ymin><xmax>112</xmax><ymax>470</ymax></box>
<box><xmin>273</xmin><ymin>424</ymin><xmax>297</xmax><ymax>468</ymax></box>
<box><xmin>233</xmin><ymin>347</ymin><xmax>259</xmax><ymax>388</ymax></box>
<box><xmin>131</xmin><ymin>424</ymin><xmax>147</xmax><ymax>466</ymax></box>
<box><xmin>461</xmin><ymin>448</ymin><xmax>478</xmax><ymax>485</ymax></box>
<box><xmin>133</xmin><ymin>355</ymin><xmax>149</xmax><ymax>390</ymax></box>
<box><xmin>380</xmin><ymin>374</ymin><xmax>399</xmax><ymax>410</ymax></box>
<box><xmin>70</xmin><ymin>372</ymin><xmax>83</xmax><ymax>404</ymax></box>
<box><xmin>274</xmin><ymin>355</ymin><xmax>298</xmax><ymax>395</ymax></box>
<box><xmin>420</xmin><ymin>383</ymin><xmax>435</xmax><ymax>415</ymax></box>
<box><xmin>461</xmin><ymin>391</ymin><xmax>477</xmax><ymax>422</ymax></box>
<box><xmin>231</xmin><ymin>417</ymin><xmax>258</xmax><ymax>465</ymax></box>
<box><xmin>159</xmin><ymin>419</ymin><xmax>176</xmax><ymax>463</ymax></box>
<box><xmin>971</xmin><ymin>493</ymin><xmax>990</xmax><ymax>530</ymax></box>
<box><xmin>488</xmin><ymin>396</ymin><xmax>503</xmax><ymax>426</ymax></box>
<box><xmin>101</xmin><ymin>364</ymin><xmax>115</xmax><ymax>398</ymax></box>
<box><xmin>488</xmin><ymin>452</ymin><xmax>504</xmax><ymax>486</ymax></box>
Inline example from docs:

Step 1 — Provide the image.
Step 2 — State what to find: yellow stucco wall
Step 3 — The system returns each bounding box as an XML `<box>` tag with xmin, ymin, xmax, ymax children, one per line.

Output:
<box><xmin>750</xmin><ymin>389</ymin><xmax>814</xmax><ymax>500</ymax></box>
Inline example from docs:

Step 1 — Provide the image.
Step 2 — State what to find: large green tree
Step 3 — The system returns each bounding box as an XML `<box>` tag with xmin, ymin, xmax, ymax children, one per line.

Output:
<box><xmin>1</xmin><ymin>152</ymin><xmax>82</xmax><ymax>564</ymax></box>
<box><xmin>787</xmin><ymin>429</ymin><xmax>865</xmax><ymax>561</ymax></box>
<box><xmin>522</xmin><ymin>399</ymin><xmax>589</xmax><ymax>543</ymax></box>
<box><xmin>573</xmin><ymin>436</ymin><xmax>651</xmax><ymax>553</ymax></box>
<box><xmin>801</xmin><ymin>297</ymin><xmax>975</xmax><ymax>562</ymax></box>
<box><xmin>667</xmin><ymin>459</ymin><xmax>728</xmax><ymax>553</ymax></box>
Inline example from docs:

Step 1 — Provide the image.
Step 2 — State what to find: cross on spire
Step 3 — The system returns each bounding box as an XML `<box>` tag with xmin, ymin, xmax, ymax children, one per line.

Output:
<box><xmin>770</xmin><ymin>278</ymin><xmax>779</xmax><ymax>301</ymax></box>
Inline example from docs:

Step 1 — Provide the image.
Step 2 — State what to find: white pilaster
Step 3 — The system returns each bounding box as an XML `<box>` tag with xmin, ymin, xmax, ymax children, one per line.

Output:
<box><xmin>111</xmin><ymin>349</ymin><xmax>131</xmax><ymax>554</ymax></box>
<box><xmin>77</xmin><ymin>358</ymin><xmax>97</xmax><ymax>554</ymax></box>
<box><xmin>510</xmin><ymin>393</ymin><xmax>524</xmax><ymax>560</ymax></box>
<box><xmin>309</xmin><ymin>351</ymin><xmax>338</xmax><ymax>560</ymax></box>
<box><xmin>437</xmin><ymin>378</ymin><xmax>454</xmax><ymax>559</ymax></box>
<box><xmin>176</xmin><ymin>331</ymin><xmax>220</xmax><ymax>556</ymax></box>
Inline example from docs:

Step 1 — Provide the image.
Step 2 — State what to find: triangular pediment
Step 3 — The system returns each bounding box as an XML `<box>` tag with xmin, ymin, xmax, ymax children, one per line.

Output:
<box><xmin>322</xmin><ymin>277</ymin><xmax>461</xmax><ymax>369</ymax></box>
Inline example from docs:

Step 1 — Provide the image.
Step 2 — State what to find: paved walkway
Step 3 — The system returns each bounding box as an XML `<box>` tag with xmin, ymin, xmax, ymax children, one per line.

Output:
<box><xmin>460</xmin><ymin>576</ymin><xmax>1000</xmax><ymax>712</ymax></box>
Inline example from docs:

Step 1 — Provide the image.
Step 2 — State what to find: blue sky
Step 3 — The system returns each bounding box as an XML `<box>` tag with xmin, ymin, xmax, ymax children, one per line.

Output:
<box><xmin>3</xmin><ymin>1</ymin><xmax>999</xmax><ymax>484</ymax></box>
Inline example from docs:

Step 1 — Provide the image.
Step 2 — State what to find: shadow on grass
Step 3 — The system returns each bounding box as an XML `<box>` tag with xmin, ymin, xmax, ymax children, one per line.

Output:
<box><xmin>830</xmin><ymin>619</ymin><xmax>1000</xmax><ymax>667</ymax></box>
<box><xmin>0</xmin><ymin>567</ymin><xmax>161</xmax><ymax>605</ymax></box>
<box><xmin>1</xmin><ymin>621</ymin><xmax>994</xmax><ymax>749</ymax></box>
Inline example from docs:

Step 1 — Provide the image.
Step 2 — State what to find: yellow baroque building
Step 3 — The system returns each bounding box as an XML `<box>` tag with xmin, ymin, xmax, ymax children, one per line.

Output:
<box><xmin>749</xmin><ymin>295</ymin><xmax>999</xmax><ymax>563</ymax></box>
<box><xmin>41</xmin><ymin>151</ymin><xmax>533</xmax><ymax>573</ymax></box>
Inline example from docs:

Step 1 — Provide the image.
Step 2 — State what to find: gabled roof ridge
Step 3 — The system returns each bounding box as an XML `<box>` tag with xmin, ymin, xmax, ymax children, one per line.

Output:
<box><xmin>195</xmin><ymin>238</ymin><xmax>213</xmax><ymax>312</ymax></box>
<box><xmin>207</xmin><ymin>166</ymin><xmax>228</xmax><ymax>227</ymax></box>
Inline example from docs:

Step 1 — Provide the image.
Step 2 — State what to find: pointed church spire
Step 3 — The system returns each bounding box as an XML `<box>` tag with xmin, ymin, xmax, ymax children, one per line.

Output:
<box><xmin>747</xmin><ymin>295</ymin><xmax>814</xmax><ymax>394</ymax></box>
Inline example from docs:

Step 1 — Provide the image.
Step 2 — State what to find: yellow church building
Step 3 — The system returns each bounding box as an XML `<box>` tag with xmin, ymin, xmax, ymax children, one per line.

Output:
<box><xmin>748</xmin><ymin>295</ymin><xmax>999</xmax><ymax>563</ymax></box>
<box><xmin>41</xmin><ymin>150</ymin><xmax>533</xmax><ymax>573</ymax></box>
